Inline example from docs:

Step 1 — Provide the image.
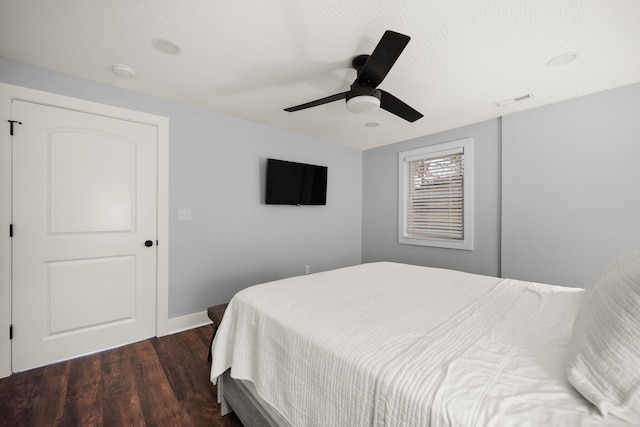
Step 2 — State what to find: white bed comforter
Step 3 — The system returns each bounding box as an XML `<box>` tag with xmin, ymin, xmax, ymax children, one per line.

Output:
<box><xmin>210</xmin><ymin>262</ymin><xmax>628</xmax><ymax>426</ymax></box>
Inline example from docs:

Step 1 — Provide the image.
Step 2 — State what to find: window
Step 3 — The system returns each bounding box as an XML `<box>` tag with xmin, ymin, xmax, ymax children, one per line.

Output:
<box><xmin>398</xmin><ymin>138</ymin><xmax>473</xmax><ymax>250</ymax></box>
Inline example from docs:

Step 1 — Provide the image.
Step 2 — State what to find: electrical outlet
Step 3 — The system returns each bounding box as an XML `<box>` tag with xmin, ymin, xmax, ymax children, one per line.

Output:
<box><xmin>304</xmin><ymin>265</ymin><xmax>310</xmax><ymax>275</ymax></box>
<box><xmin>177</xmin><ymin>208</ymin><xmax>192</xmax><ymax>221</ymax></box>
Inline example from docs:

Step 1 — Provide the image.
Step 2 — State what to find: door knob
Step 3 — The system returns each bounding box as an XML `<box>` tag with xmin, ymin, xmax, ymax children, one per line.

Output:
<box><xmin>145</xmin><ymin>240</ymin><xmax>154</xmax><ymax>247</ymax></box>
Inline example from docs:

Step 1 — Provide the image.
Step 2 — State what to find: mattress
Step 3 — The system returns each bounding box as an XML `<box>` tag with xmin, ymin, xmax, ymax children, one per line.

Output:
<box><xmin>210</xmin><ymin>262</ymin><xmax>629</xmax><ymax>426</ymax></box>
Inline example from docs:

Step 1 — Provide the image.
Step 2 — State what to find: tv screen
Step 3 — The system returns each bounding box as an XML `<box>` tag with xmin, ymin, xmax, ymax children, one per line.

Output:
<box><xmin>266</xmin><ymin>158</ymin><xmax>327</xmax><ymax>205</ymax></box>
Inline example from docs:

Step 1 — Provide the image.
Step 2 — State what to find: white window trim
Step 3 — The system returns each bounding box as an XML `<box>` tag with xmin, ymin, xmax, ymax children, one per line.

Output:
<box><xmin>398</xmin><ymin>138</ymin><xmax>474</xmax><ymax>250</ymax></box>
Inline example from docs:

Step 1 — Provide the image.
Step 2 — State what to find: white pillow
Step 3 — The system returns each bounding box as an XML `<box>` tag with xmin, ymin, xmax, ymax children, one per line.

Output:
<box><xmin>566</xmin><ymin>250</ymin><xmax>640</xmax><ymax>423</ymax></box>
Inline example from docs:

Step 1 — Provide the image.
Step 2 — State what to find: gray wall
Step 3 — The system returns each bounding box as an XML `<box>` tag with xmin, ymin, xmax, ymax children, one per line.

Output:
<box><xmin>362</xmin><ymin>82</ymin><xmax>640</xmax><ymax>287</ymax></box>
<box><xmin>4</xmin><ymin>57</ymin><xmax>638</xmax><ymax>310</ymax></box>
<box><xmin>0</xmin><ymin>57</ymin><xmax>363</xmax><ymax>318</ymax></box>
<box><xmin>502</xmin><ymin>83</ymin><xmax>640</xmax><ymax>287</ymax></box>
<box><xmin>362</xmin><ymin>119</ymin><xmax>502</xmax><ymax>277</ymax></box>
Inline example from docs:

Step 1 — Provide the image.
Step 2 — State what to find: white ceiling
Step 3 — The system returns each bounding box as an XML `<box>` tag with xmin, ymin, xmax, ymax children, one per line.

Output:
<box><xmin>1</xmin><ymin>0</ymin><xmax>639</xmax><ymax>151</ymax></box>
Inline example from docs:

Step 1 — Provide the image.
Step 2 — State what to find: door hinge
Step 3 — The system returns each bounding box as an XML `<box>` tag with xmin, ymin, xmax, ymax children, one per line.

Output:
<box><xmin>9</xmin><ymin>224</ymin><xmax>12</xmax><ymax>238</ymax></box>
<box><xmin>8</xmin><ymin>120</ymin><xmax>22</xmax><ymax>136</ymax></box>
<box><xmin>9</xmin><ymin>325</ymin><xmax>13</xmax><ymax>340</ymax></box>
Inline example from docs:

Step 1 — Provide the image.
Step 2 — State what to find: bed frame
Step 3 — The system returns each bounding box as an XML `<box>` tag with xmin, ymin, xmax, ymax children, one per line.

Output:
<box><xmin>220</xmin><ymin>370</ymin><xmax>281</xmax><ymax>427</ymax></box>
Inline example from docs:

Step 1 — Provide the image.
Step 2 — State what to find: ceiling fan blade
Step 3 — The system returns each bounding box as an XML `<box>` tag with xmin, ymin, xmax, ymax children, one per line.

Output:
<box><xmin>380</xmin><ymin>90</ymin><xmax>423</xmax><ymax>122</ymax></box>
<box><xmin>356</xmin><ymin>30</ymin><xmax>410</xmax><ymax>88</ymax></box>
<box><xmin>284</xmin><ymin>92</ymin><xmax>348</xmax><ymax>112</ymax></box>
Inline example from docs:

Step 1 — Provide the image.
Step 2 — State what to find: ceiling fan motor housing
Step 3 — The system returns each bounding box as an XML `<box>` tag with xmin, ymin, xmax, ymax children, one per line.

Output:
<box><xmin>352</xmin><ymin>54</ymin><xmax>370</xmax><ymax>76</ymax></box>
<box><xmin>346</xmin><ymin>85</ymin><xmax>381</xmax><ymax>101</ymax></box>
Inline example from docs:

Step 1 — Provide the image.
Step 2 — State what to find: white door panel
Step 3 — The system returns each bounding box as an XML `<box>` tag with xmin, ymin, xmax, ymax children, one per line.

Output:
<box><xmin>12</xmin><ymin>100</ymin><xmax>157</xmax><ymax>372</ymax></box>
<box><xmin>47</xmin><ymin>255</ymin><xmax>136</xmax><ymax>333</ymax></box>
<box><xmin>49</xmin><ymin>131</ymin><xmax>135</xmax><ymax>233</ymax></box>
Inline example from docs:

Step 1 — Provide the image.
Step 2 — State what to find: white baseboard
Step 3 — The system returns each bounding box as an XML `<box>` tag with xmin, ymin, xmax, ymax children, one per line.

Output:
<box><xmin>166</xmin><ymin>310</ymin><xmax>212</xmax><ymax>335</ymax></box>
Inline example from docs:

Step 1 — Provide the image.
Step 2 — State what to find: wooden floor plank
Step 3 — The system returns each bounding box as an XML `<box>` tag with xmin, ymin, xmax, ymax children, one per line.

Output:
<box><xmin>27</xmin><ymin>360</ymin><xmax>71</xmax><ymax>427</ymax></box>
<box><xmin>153</xmin><ymin>329</ymin><xmax>220</xmax><ymax>425</ymax></box>
<box><xmin>0</xmin><ymin>365</ymin><xmax>41</xmax><ymax>427</ymax></box>
<box><xmin>60</xmin><ymin>353</ymin><xmax>103</xmax><ymax>426</ymax></box>
<box><xmin>153</xmin><ymin>328</ymin><xmax>210</xmax><ymax>401</ymax></box>
<box><xmin>129</xmin><ymin>339</ymin><xmax>190</xmax><ymax>426</ymax></box>
<box><xmin>100</xmin><ymin>344</ymin><xmax>146</xmax><ymax>427</ymax></box>
<box><xmin>196</xmin><ymin>322</ymin><xmax>215</xmax><ymax>350</ymax></box>
<box><xmin>0</xmin><ymin>326</ymin><xmax>242</xmax><ymax>427</ymax></box>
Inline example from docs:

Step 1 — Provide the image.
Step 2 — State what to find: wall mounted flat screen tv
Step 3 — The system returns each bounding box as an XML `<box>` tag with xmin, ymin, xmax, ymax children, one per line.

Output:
<box><xmin>266</xmin><ymin>158</ymin><xmax>327</xmax><ymax>205</ymax></box>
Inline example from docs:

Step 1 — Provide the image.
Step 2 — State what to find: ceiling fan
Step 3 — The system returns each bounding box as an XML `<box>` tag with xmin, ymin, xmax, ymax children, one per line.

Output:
<box><xmin>284</xmin><ymin>30</ymin><xmax>423</xmax><ymax>122</ymax></box>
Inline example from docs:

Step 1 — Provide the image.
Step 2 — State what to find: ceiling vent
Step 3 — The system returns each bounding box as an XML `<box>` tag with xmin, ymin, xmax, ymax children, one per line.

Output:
<box><xmin>494</xmin><ymin>93</ymin><xmax>534</xmax><ymax>107</ymax></box>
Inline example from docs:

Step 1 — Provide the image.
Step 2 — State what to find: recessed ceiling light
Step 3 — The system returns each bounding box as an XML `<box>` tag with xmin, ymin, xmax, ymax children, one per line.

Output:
<box><xmin>365</xmin><ymin>122</ymin><xmax>380</xmax><ymax>127</ymax></box>
<box><xmin>111</xmin><ymin>64</ymin><xmax>136</xmax><ymax>77</ymax></box>
<box><xmin>547</xmin><ymin>52</ymin><xmax>579</xmax><ymax>67</ymax></box>
<box><xmin>152</xmin><ymin>39</ymin><xmax>182</xmax><ymax>55</ymax></box>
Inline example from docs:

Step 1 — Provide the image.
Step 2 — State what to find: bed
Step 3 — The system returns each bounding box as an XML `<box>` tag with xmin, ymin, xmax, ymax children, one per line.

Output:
<box><xmin>210</xmin><ymin>255</ymin><xmax>640</xmax><ymax>426</ymax></box>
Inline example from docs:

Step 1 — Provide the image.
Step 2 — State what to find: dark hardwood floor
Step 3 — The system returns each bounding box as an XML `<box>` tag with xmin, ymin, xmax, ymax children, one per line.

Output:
<box><xmin>0</xmin><ymin>325</ymin><xmax>243</xmax><ymax>427</ymax></box>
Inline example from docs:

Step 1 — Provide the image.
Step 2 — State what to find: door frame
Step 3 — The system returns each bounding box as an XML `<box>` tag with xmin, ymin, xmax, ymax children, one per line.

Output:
<box><xmin>0</xmin><ymin>83</ymin><xmax>170</xmax><ymax>378</ymax></box>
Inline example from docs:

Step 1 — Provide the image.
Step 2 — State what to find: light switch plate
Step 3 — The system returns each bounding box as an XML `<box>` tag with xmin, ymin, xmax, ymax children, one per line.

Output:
<box><xmin>177</xmin><ymin>208</ymin><xmax>192</xmax><ymax>221</ymax></box>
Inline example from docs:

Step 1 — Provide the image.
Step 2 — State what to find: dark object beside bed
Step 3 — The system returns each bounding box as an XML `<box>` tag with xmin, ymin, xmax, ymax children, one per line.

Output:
<box><xmin>207</xmin><ymin>303</ymin><xmax>228</xmax><ymax>361</ymax></box>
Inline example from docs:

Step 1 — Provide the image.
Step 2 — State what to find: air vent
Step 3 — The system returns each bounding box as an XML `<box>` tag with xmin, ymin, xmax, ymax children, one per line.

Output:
<box><xmin>494</xmin><ymin>93</ymin><xmax>534</xmax><ymax>107</ymax></box>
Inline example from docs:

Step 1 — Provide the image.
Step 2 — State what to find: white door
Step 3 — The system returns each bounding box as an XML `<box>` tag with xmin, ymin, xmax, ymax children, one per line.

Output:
<box><xmin>11</xmin><ymin>100</ymin><xmax>158</xmax><ymax>372</ymax></box>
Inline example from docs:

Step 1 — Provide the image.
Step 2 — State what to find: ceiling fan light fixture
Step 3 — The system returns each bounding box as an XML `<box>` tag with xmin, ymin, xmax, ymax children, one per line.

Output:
<box><xmin>346</xmin><ymin>95</ymin><xmax>381</xmax><ymax>114</ymax></box>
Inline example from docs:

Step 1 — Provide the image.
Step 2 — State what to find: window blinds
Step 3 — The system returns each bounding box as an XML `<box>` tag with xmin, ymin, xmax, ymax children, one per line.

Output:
<box><xmin>405</xmin><ymin>149</ymin><xmax>464</xmax><ymax>240</ymax></box>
